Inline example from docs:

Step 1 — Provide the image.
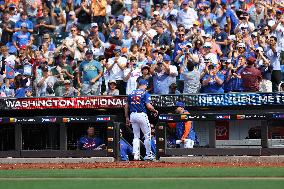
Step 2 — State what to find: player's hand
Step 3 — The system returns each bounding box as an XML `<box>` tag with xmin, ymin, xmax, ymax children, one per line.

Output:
<box><xmin>152</xmin><ymin>110</ymin><xmax>158</xmax><ymax>117</ymax></box>
<box><xmin>125</xmin><ymin>117</ymin><xmax>130</xmax><ymax>126</ymax></box>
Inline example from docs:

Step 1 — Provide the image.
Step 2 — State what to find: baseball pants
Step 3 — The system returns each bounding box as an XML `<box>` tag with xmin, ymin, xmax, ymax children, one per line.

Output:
<box><xmin>130</xmin><ymin>112</ymin><xmax>151</xmax><ymax>157</ymax></box>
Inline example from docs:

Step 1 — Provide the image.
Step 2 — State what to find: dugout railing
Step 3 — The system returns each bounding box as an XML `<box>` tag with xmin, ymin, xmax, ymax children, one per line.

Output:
<box><xmin>0</xmin><ymin>115</ymin><xmax>120</xmax><ymax>159</ymax></box>
<box><xmin>156</xmin><ymin>113</ymin><xmax>284</xmax><ymax>159</ymax></box>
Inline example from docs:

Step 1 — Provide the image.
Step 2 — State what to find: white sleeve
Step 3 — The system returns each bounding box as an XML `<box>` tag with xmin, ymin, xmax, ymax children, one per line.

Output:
<box><xmin>123</xmin><ymin>68</ymin><xmax>131</xmax><ymax>80</ymax></box>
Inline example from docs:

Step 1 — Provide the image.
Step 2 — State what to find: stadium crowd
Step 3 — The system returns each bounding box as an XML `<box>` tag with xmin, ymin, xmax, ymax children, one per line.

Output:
<box><xmin>0</xmin><ymin>0</ymin><xmax>284</xmax><ymax>98</ymax></box>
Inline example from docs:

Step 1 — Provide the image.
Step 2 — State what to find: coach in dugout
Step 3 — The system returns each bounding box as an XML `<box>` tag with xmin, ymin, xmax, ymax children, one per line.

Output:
<box><xmin>78</xmin><ymin>127</ymin><xmax>104</xmax><ymax>150</ymax></box>
<box><xmin>174</xmin><ymin>101</ymin><xmax>197</xmax><ymax>148</ymax></box>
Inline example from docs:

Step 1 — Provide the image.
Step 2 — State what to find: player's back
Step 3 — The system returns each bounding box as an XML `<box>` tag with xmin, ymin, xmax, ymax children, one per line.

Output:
<box><xmin>128</xmin><ymin>89</ymin><xmax>148</xmax><ymax>113</ymax></box>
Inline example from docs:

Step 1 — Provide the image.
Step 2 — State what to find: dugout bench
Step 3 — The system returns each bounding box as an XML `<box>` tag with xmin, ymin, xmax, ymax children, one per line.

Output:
<box><xmin>0</xmin><ymin>115</ymin><xmax>120</xmax><ymax>159</ymax></box>
<box><xmin>156</xmin><ymin>113</ymin><xmax>284</xmax><ymax>159</ymax></box>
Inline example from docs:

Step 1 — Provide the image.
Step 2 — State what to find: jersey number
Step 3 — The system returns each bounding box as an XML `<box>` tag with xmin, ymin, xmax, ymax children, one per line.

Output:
<box><xmin>131</xmin><ymin>96</ymin><xmax>141</xmax><ymax>104</ymax></box>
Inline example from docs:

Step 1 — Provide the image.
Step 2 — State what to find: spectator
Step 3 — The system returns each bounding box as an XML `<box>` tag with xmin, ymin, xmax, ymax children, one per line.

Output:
<box><xmin>106</xmin><ymin>48</ymin><xmax>127</xmax><ymax>95</ymax></box>
<box><xmin>62</xmin><ymin>80</ymin><xmax>80</xmax><ymax>97</ymax></box>
<box><xmin>14</xmin><ymin>11</ymin><xmax>33</xmax><ymax>33</ymax></box>
<box><xmin>180</xmin><ymin>60</ymin><xmax>200</xmax><ymax>94</ymax></box>
<box><xmin>103</xmin><ymin>80</ymin><xmax>119</xmax><ymax>95</ymax></box>
<box><xmin>78</xmin><ymin>50</ymin><xmax>103</xmax><ymax>96</ymax></box>
<box><xmin>0</xmin><ymin>11</ymin><xmax>15</xmax><ymax>45</ymax></box>
<box><xmin>35</xmin><ymin>7</ymin><xmax>55</xmax><ymax>45</ymax></box>
<box><xmin>213</xmin><ymin>24</ymin><xmax>228</xmax><ymax>55</ymax></box>
<box><xmin>177</xmin><ymin>0</ymin><xmax>197</xmax><ymax>30</ymax></box>
<box><xmin>150</xmin><ymin>54</ymin><xmax>178</xmax><ymax>94</ymax></box>
<box><xmin>266</xmin><ymin>36</ymin><xmax>282</xmax><ymax>92</ymax></box>
<box><xmin>137</xmin><ymin>65</ymin><xmax>154</xmax><ymax>93</ymax></box>
<box><xmin>35</xmin><ymin>65</ymin><xmax>56</xmax><ymax>97</ymax></box>
<box><xmin>201</xmin><ymin>60</ymin><xmax>224</xmax><ymax>93</ymax></box>
<box><xmin>63</xmin><ymin>25</ymin><xmax>86</xmax><ymax>61</ymax></box>
<box><xmin>169</xmin><ymin>82</ymin><xmax>181</xmax><ymax>94</ymax></box>
<box><xmin>24</xmin><ymin>87</ymin><xmax>33</xmax><ymax>98</ymax></box>
<box><xmin>124</xmin><ymin>56</ymin><xmax>141</xmax><ymax>95</ymax></box>
<box><xmin>12</xmin><ymin>23</ymin><xmax>32</xmax><ymax>52</ymax></box>
<box><xmin>241</xmin><ymin>57</ymin><xmax>262</xmax><ymax>92</ymax></box>
<box><xmin>51</xmin><ymin>55</ymin><xmax>74</xmax><ymax>96</ymax></box>
<box><xmin>65</xmin><ymin>11</ymin><xmax>78</xmax><ymax>33</ymax></box>
<box><xmin>152</xmin><ymin>22</ymin><xmax>172</xmax><ymax>49</ymax></box>
<box><xmin>75</xmin><ymin>0</ymin><xmax>92</xmax><ymax>31</ymax></box>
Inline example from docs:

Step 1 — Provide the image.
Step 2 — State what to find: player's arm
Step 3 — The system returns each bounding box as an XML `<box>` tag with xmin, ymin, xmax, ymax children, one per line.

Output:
<box><xmin>181</xmin><ymin>112</ymin><xmax>192</xmax><ymax>141</ymax></box>
<box><xmin>146</xmin><ymin>103</ymin><xmax>158</xmax><ymax>116</ymax></box>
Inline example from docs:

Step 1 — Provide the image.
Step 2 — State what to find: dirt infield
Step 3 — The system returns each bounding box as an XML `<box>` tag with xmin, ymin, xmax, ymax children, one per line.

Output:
<box><xmin>1</xmin><ymin>161</ymin><xmax>284</xmax><ymax>170</ymax></box>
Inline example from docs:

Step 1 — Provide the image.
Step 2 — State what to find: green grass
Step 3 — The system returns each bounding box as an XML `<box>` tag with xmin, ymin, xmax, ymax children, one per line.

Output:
<box><xmin>0</xmin><ymin>168</ymin><xmax>283</xmax><ymax>189</ymax></box>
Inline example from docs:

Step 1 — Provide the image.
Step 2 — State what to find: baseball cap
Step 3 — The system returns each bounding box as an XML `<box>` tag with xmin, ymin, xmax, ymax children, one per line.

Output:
<box><xmin>193</xmin><ymin>20</ymin><xmax>200</xmax><ymax>26</ymax></box>
<box><xmin>85</xmin><ymin>49</ymin><xmax>93</xmax><ymax>55</ymax></box>
<box><xmin>237</xmin><ymin>43</ymin><xmax>246</xmax><ymax>48</ymax></box>
<box><xmin>108</xmin><ymin>80</ymin><xmax>117</xmax><ymax>85</ymax></box>
<box><xmin>113</xmin><ymin>47</ymin><xmax>121</xmax><ymax>54</ymax></box>
<box><xmin>182</xmin><ymin>0</ymin><xmax>189</xmax><ymax>5</ymax></box>
<box><xmin>256</xmin><ymin>46</ymin><xmax>264</xmax><ymax>52</ymax></box>
<box><xmin>152</xmin><ymin>48</ymin><xmax>158</xmax><ymax>53</ymax></box>
<box><xmin>220</xmin><ymin>0</ymin><xmax>227</xmax><ymax>6</ymax></box>
<box><xmin>153</xmin><ymin>11</ymin><xmax>160</xmax><ymax>16</ymax></box>
<box><xmin>185</xmin><ymin>42</ymin><xmax>192</xmax><ymax>48</ymax></box>
<box><xmin>228</xmin><ymin>35</ymin><xmax>236</xmax><ymax>41</ymax></box>
<box><xmin>276</xmin><ymin>10</ymin><xmax>282</xmax><ymax>14</ymax></box>
<box><xmin>91</xmin><ymin>22</ymin><xmax>98</xmax><ymax>27</ymax></box>
<box><xmin>205</xmin><ymin>34</ymin><xmax>212</xmax><ymax>38</ymax></box>
<box><xmin>64</xmin><ymin>80</ymin><xmax>71</xmax><ymax>85</ymax></box>
<box><xmin>43</xmin><ymin>33</ymin><xmax>50</xmax><ymax>39</ymax></box>
<box><xmin>138</xmin><ymin>79</ymin><xmax>148</xmax><ymax>86</ymax></box>
<box><xmin>141</xmin><ymin>65</ymin><xmax>150</xmax><ymax>71</ymax></box>
<box><xmin>175</xmin><ymin>101</ymin><xmax>185</xmax><ymax>108</ymax></box>
<box><xmin>116</xmin><ymin>15</ymin><xmax>124</xmax><ymax>22</ymax></box>
<box><xmin>25</xmin><ymin>87</ymin><xmax>32</xmax><ymax>93</ymax></box>
<box><xmin>163</xmin><ymin>54</ymin><xmax>171</xmax><ymax>62</ymax></box>
<box><xmin>251</xmin><ymin>32</ymin><xmax>258</xmax><ymax>37</ymax></box>
<box><xmin>69</xmin><ymin>11</ymin><xmax>75</xmax><ymax>16</ymax></box>
<box><xmin>19</xmin><ymin>44</ymin><xmax>26</xmax><ymax>50</ymax></box>
<box><xmin>226</xmin><ymin>59</ymin><xmax>232</xmax><ymax>64</ymax></box>
<box><xmin>8</xmin><ymin>4</ymin><xmax>16</xmax><ymax>8</ymax></box>
<box><xmin>203</xmin><ymin>42</ymin><xmax>212</xmax><ymax>48</ymax></box>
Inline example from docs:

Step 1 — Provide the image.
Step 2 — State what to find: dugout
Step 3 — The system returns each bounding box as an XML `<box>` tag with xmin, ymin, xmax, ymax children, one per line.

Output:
<box><xmin>156</xmin><ymin>113</ymin><xmax>284</xmax><ymax>158</ymax></box>
<box><xmin>0</xmin><ymin>115</ymin><xmax>120</xmax><ymax>158</ymax></box>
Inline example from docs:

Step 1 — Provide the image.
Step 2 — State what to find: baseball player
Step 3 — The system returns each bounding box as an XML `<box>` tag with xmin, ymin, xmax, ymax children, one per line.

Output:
<box><xmin>124</xmin><ymin>79</ymin><xmax>158</xmax><ymax>161</ymax></box>
<box><xmin>175</xmin><ymin>101</ymin><xmax>196</xmax><ymax>148</ymax></box>
<box><xmin>78</xmin><ymin>127</ymin><xmax>103</xmax><ymax>150</ymax></box>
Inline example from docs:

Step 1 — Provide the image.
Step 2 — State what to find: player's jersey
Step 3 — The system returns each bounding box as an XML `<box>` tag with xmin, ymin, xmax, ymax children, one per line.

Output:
<box><xmin>78</xmin><ymin>136</ymin><xmax>103</xmax><ymax>150</ymax></box>
<box><xmin>127</xmin><ymin>89</ymin><xmax>151</xmax><ymax>113</ymax></box>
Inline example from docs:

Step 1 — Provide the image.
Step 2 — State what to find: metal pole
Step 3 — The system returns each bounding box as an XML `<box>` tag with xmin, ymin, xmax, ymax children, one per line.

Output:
<box><xmin>60</xmin><ymin>123</ymin><xmax>67</xmax><ymax>151</ymax></box>
<box><xmin>261</xmin><ymin>120</ymin><xmax>268</xmax><ymax>148</ymax></box>
<box><xmin>209</xmin><ymin>121</ymin><xmax>216</xmax><ymax>148</ymax></box>
<box><xmin>15</xmin><ymin>124</ymin><xmax>22</xmax><ymax>151</ymax></box>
